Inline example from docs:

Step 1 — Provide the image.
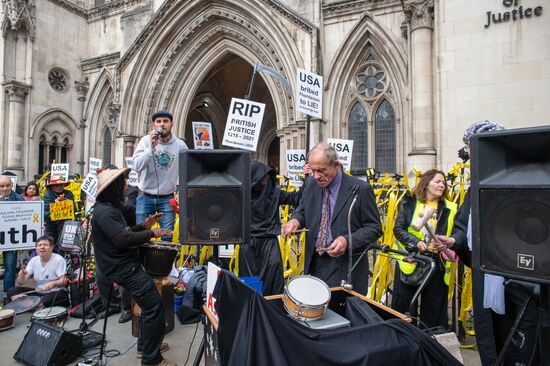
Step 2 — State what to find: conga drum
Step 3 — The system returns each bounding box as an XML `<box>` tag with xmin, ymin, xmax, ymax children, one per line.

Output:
<box><xmin>0</xmin><ymin>309</ymin><xmax>15</xmax><ymax>331</ymax></box>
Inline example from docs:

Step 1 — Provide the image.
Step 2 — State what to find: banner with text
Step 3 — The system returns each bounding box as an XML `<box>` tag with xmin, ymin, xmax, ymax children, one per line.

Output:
<box><xmin>285</xmin><ymin>149</ymin><xmax>306</xmax><ymax>187</ymax></box>
<box><xmin>89</xmin><ymin>158</ymin><xmax>102</xmax><ymax>175</ymax></box>
<box><xmin>328</xmin><ymin>138</ymin><xmax>354</xmax><ymax>172</ymax></box>
<box><xmin>0</xmin><ymin>201</ymin><xmax>44</xmax><ymax>251</ymax></box>
<box><xmin>50</xmin><ymin>163</ymin><xmax>70</xmax><ymax>181</ymax></box>
<box><xmin>81</xmin><ymin>172</ymin><xmax>98</xmax><ymax>199</ymax></box>
<box><xmin>206</xmin><ymin>262</ymin><xmax>222</xmax><ymax>323</ymax></box>
<box><xmin>296</xmin><ymin>68</ymin><xmax>323</xmax><ymax>119</ymax></box>
<box><xmin>50</xmin><ymin>200</ymin><xmax>75</xmax><ymax>221</ymax></box>
<box><xmin>192</xmin><ymin>121</ymin><xmax>214</xmax><ymax>150</ymax></box>
<box><xmin>125</xmin><ymin>157</ymin><xmax>139</xmax><ymax>187</ymax></box>
<box><xmin>222</xmin><ymin>98</ymin><xmax>265</xmax><ymax>151</ymax></box>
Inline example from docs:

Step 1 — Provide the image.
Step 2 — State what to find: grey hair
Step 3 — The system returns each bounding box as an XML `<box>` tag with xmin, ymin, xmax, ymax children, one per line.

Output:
<box><xmin>463</xmin><ymin>120</ymin><xmax>505</xmax><ymax>144</ymax></box>
<box><xmin>308</xmin><ymin>142</ymin><xmax>340</xmax><ymax>165</ymax></box>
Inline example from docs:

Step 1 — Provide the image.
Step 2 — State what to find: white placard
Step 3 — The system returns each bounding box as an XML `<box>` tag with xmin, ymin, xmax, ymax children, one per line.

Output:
<box><xmin>296</xmin><ymin>68</ymin><xmax>323</xmax><ymax>119</ymax></box>
<box><xmin>222</xmin><ymin>98</ymin><xmax>265</xmax><ymax>151</ymax></box>
<box><xmin>125</xmin><ymin>157</ymin><xmax>139</xmax><ymax>187</ymax></box>
<box><xmin>192</xmin><ymin>121</ymin><xmax>214</xmax><ymax>150</ymax></box>
<box><xmin>85</xmin><ymin>195</ymin><xmax>95</xmax><ymax>216</ymax></box>
<box><xmin>89</xmin><ymin>158</ymin><xmax>102</xmax><ymax>175</ymax></box>
<box><xmin>50</xmin><ymin>163</ymin><xmax>70</xmax><ymax>181</ymax></box>
<box><xmin>328</xmin><ymin>138</ymin><xmax>354</xmax><ymax>172</ymax></box>
<box><xmin>218</xmin><ymin>244</ymin><xmax>235</xmax><ymax>258</ymax></box>
<box><xmin>81</xmin><ymin>172</ymin><xmax>98</xmax><ymax>199</ymax></box>
<box><xmin>7</xmin><ymin>175</ymin><xmax>17</xmax><ymax>189</ymax></box>
<box><xmin>206</xmin><ymin>262</ymin><xmax>222</xmax><ymax>323</ymax></box>
<box><xmin>0</xmin><ymin>201</ymin><xmax>44</xmax><ymax>251</ymax></box>
<box><xmin>285</xmin><ymin>149</ymin><xmax>306</xmax><ymax>187</ymax></box>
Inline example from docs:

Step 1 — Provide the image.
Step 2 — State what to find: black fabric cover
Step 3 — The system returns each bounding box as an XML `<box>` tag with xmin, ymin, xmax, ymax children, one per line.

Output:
<box><xmin>213</xmin><ymin>270</ymin><xmax>462</xmax><ymax>366</ymax></box>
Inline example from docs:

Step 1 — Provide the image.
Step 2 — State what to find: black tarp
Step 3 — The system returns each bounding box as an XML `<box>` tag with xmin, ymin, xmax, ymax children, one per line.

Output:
<box><xmin>213</xmin><ymin>270</ymin><xmax>463</xmax><ymax>366</ymax></box>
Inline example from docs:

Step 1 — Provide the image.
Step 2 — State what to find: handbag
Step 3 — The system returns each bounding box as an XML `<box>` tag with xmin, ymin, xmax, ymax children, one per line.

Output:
<box><xmin>400</xmin><ymin>260</ymin><xmax>431</xmax><ymax>286</ymax></box>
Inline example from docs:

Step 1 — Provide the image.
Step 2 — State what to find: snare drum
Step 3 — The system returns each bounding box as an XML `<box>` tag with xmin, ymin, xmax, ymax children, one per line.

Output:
<box><xmin>141</xmin><ymin>241</ymin><xmax>178</xmax><ymax>277</ymax></box>
<box><xmin>32</xmin><ymin>306</ymin><xmax>68</xmax><ymax>327</ymax></box>
<box><xmin>283</xmin><ymin>275</ymin><xmax>331</xmax><ymax>321</ymax></box>
<box><xmin>0</xmin><ymin>309</ymin><xmax>15</xmax><ymax>331</ymax></box>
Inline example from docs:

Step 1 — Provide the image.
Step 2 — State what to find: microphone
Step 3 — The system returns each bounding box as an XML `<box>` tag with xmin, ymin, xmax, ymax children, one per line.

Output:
<box><xmin>351</xmin><ymin>184</ymin><xmax>360</xmax><ymax>198</ymax></box>
<box><xmin>153</xmin><ymin>128</ymin><xmax>165</xmax><ymax>140</ymax></box>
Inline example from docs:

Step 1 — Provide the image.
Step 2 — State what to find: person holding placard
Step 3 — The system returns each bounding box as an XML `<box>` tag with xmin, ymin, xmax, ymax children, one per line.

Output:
<box><xmin>0</xmin><ymin>175</ymin><xmax>24</xmax><ymax>301</ymax></box>
<box><xmin>132</xmin><ymin>110</ymin><xmax>187</xmax><ymax>240</ymax></box>
<box><xmin>44</xmin><ymin>176</ymin><xmax>76</xmax><ymax>247</ymax></box>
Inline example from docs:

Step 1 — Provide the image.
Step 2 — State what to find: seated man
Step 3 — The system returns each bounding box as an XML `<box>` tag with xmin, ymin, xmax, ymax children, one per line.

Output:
<box><xmin>7</xmin><ymin>236</ymin><xmax>69</xmax><ymax>308</ymax></box>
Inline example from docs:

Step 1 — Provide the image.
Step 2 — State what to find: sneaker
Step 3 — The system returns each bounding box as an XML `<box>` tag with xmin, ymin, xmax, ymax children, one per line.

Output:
<box><xmin>141</xmin><ymin>359</ymin><xmax>177</xmax><ymax>366</ymax></box>
<box><xmin>118</xmin><ymin>310</ymin><xmax>132</xmax><ymax>323</ymax></box>
<box><xmin>136</xmin><ymin>342</ymin><xmax>169</xmax><ymax>358</ymax></box>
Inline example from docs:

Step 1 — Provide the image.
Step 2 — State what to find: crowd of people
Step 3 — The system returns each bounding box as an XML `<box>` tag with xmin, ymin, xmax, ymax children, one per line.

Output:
<box><xmin>0</xmin><ymin>113</ymin><xmax>542</xmax><ymax>366</ymax></box>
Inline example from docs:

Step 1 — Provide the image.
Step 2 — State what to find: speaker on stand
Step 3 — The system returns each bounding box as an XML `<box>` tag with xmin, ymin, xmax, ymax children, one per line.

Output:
<box><xmin>178</xmin><ymin>150</ymin><xmax>251</xmax><ymax>366</ymax></box>
<box><xmin>471</xmin><ymin>125</ymin><xmax>550</xmax><ymax>365</ymax></box>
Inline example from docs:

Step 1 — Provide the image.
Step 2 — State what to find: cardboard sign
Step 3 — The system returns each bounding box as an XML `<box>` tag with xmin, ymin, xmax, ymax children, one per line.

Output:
<box><xmin>81</xmin><ymin>172</ymin><xmax>98</xmax><ymax>199</ymax></box>
<box><xmin>89</xmin><ymin>158</ymin><xmax>102</xmax><ymax>175</ymax></box>
<box><xmin>0</xmin><ymin>201</ymin><xmax>44</xmax><ymax>251</ymax></box>
<box><xmin>50</xmin><ymin>199</ymin><xmax>75</xmax><ymax>221</ymax></box>
<box><xmin>51</xmin><ymin>163</ymin><xmax>69</xmax><ymax>181</ymax></box>
<box><xmin>328</xmin><ymin>138</ymin><xmax>354</xmax><ymax>172</ymax></box>
<box><xmin>125</xmin><ymin>157</ymin><xmax>139</xmax><ymax>187</ymax></box>
<box><xmin>286</xmin><ymin>149</ymin><xmax>306</xmax><ymax>187</ymax></box>
<box><xmin>206</xmin><ymin>262</ymin><xmax>222</xmax><ymax>323</ymax></box>
<box><xmin>66</xmin><ymin>181</ymin><xmax>81</xmax><ymax>203</ymax></box>
<box><xmin>192</xmin><ymin>122</ymin><xmax>214</xmax><ymax>150</ymax></box>
<box><xmin>296</xmin><ymin>68</ymin><xmax>323</xmax><ymax>119</ymax></box>
<box><xmin>222</xmin><ymin>98</ymin><xmax>265</xmax><ymax>151</ymax></box>
<box><xmin>58</xmin><ymin>220</ymin><xmax>82</xmax><ymax>251</ymax></box>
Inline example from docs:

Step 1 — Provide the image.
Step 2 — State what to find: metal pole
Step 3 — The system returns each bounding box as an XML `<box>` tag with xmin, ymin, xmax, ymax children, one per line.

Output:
<box><xmin>305</xmin><ymin>114</ymin><xmax>311</xmax><ymax>153</ymax></box>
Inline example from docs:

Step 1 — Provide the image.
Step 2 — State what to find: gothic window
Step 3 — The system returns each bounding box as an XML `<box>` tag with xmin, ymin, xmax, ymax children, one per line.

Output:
<box><xmin>348</xmin><ymin>102</ymin><xmax>368</xmax><ymax>173</ymax></box>
<box><xmin>103</xmin><ymin>128</ymin><xmax>112</xmax><ymax>166</ymax></box>
<box><xmin>37</xmin><ymin>118</ymin><xmax>73</xmax><ymax>174</ymax></box>
<box><xmin>375</xmin><ymin>100</ymin><xmax>396</xmax><ymax>173</ymax></box>
<box><xmin>48</xmin><ymin>68</ymin><xmax>70</xmax><ymax>93</ymax></box>
<box><xmin>357</xmin><ymin>65</ymin><xmax>386</xmax><ymax>99</ymax></box>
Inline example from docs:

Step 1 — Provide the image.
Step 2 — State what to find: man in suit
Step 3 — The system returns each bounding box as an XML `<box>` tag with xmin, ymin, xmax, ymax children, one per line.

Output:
<box><xmin>281</xmin><ymin>142</ymin><xmax>382</xmax><ymax>294</ymax></box>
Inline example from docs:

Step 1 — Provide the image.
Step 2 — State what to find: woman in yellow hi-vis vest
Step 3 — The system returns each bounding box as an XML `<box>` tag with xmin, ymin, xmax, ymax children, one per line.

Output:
<box><xmin>392</xmin><ymin>169</ymin><xmax>457</xmax><ymax>329</ymax></box>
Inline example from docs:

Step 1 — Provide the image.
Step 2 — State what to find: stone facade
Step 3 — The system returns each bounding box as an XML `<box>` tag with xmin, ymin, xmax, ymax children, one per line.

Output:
<box><xmin>0</xmin><ymin>0</ymin><xmax>548</xmax><ymax>182</ymax></box>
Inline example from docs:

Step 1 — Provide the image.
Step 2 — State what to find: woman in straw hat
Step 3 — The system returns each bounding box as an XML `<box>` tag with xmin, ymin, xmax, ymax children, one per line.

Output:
<box><xmin>91</xmin><ymin>168</ymin><xmax>176</xmax><ymax>366</ymax></box>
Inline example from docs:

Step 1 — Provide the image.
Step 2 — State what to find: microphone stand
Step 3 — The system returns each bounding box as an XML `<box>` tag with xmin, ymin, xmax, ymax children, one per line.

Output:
<box><xmin>341</xmin><ymin>185</ymin><xmax>359</xmax><ymax>290</ymax></box>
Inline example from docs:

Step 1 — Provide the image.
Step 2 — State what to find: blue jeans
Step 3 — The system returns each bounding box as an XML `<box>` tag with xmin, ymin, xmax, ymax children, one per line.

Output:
<box><xmin>2</xmin><ymin>251</ymin><xmax>17</xmax><ymax>293</ymax></box>
<box><xmin>136</xmin><ymin>194</ymin><xmax>175</xmax><ymax>241</ymax></box>
<box><xmin>111</xmin><ymin>264</ymin><xmax>165</xmax><ymax>365</ymax></box>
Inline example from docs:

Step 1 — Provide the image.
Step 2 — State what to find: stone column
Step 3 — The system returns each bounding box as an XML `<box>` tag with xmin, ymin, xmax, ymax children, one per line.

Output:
<box><xmin>75</xmin><ymin>79</ymin><xmax>89</xmax><ymax>176</ymax></box>
<box><xmin>3</xmin><ymin>82</ymin><xmax>30</xmax><ymax>178</ymax></box>
<box><xmin>123</xmin><ymin>136</ymin><xmax>136</xmax><ymax>158</ymax></box>
<box><xmin>402</xmin><ymin>0</ymin><xmax>436</xmax><ymax>170</ymax></box>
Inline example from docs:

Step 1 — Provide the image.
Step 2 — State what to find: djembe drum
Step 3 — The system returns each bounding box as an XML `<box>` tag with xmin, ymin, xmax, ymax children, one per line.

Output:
<box><xmin>131</xmin><ymin>241</ymin><xmax>178</xmax><ymax>336</ymax></box>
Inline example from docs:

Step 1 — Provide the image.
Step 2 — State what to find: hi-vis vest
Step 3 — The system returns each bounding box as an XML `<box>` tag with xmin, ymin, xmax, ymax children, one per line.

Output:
<box><xmin>392</xmin><ymin>199</ymin><xmax>457</xmax><ymax>285</ymax></box>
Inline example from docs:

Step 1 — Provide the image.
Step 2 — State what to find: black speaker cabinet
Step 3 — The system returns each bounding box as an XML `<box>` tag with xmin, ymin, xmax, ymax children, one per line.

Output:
<box><xmin>471</xmin><ymin>126</ymin><xmax>550</xmax><ymax>284</ymax></box>
<box><xmin>179</xmin><ymin>150</ymin><xmax>250</xmax><ymax>245</ymax></box>
<box><xmin>14</xmin><ymin>321</ymin><xmax>82</xmax><ymax>366</ymax></box>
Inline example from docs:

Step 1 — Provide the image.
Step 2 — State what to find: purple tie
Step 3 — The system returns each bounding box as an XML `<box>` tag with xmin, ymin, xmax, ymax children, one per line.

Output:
<box><xmin>315</xmin><ymin>188</ymin><xmax>330</xmax><ymax>254</ymax></box>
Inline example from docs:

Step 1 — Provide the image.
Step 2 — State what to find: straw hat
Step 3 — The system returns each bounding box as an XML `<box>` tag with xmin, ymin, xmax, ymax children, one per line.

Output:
<box><xmin>96</xmin><ymin>168</ymin><xmax>130</xmax><ymax>196</ymax></box>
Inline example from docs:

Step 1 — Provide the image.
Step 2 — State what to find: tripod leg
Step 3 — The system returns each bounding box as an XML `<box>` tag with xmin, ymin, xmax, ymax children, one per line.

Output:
<box><xmin>192</xmin><ymin>335</ymin><xmax>205</xmax><ymax>366</ymax></box>
<box><xmin>496</xmin><ymin>295</ymin><xmax>531</xmax><ymax>366</ymax></box>
<box><xmin>99</xmin><ymin>284</ymin><xmax>113</xmax><ymax>362</ymax></box>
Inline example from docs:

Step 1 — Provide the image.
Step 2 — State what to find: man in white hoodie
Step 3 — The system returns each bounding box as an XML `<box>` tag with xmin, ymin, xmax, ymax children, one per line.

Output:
<box><xmin>132</xmin><ymin>110</ymin><xmax>187</xmax><ymax>240</ymax></box>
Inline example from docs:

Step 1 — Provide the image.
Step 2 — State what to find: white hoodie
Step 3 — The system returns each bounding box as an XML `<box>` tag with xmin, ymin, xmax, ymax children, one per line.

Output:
<box><xmin>132</xmin><ymin>133</ymin><xmax>188</xmax><ymax>195</ymax></box>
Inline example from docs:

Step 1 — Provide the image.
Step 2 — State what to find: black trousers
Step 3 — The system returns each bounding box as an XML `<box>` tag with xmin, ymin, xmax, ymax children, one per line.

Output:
<box><xmin>109</xmin><ymin>264</ymin><xmax>165</xmax><ymax>365</ymax></box>
<box><xmin>96</xmin><ymin>269</ymin><xmax>132</xmax><ymax>311</ymax></box>
<box><xmin>392</xmin><ymin>262</ymin><xmax>448</xmax><ymax>329</ymax></box>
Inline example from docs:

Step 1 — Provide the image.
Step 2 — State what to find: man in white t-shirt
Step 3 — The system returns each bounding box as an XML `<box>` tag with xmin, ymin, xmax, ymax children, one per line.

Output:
<box><xmin>7</xmin><ymin>236</ymin><xmax>69</xmax><ymax>308</ymax></box>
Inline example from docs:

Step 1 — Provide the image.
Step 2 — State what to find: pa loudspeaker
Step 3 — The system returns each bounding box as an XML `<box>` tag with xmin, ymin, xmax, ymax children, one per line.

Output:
<box><xmin>14</xmin><ymin>321</ymin><xmax>82</xmax><ymax>366</ymax></box>
<box><xmin>179</xmin><ymin>150</ymin><xmax>250</xmax><ymax>245</ymax></box>
<box><xmin>471</xmin><ymin>125</ymin><xmax>550</xmax><ymax>284</ymax></box>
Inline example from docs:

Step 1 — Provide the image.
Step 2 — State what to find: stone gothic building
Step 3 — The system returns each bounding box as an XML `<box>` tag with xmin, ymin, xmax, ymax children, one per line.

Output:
<box><xmin>1</xmin><ymin>0</ymin><xmax>548</xmax><ymax>182</ymax></box>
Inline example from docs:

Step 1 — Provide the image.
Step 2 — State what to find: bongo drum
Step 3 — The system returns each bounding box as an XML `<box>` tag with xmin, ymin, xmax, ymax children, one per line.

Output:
<box><xmin>141</xmin><ymin>241</ymin><xmax>178</xmax><ymax>276</ymax></box>
<box><xmin>31</xmin><ymin>306</ymin><xmax>68</xmax><ymax>327</ymax></box>
<box><xmin>283</xmin><ymin>275</ymin><xmax>331</xmax><ymax>321</ymax></box>
<box><xmin>0</xmin><ymin>309</ymin><xmax>15</xmax><ymax>331</ymax></box>
<box><xmin>4</xmin><ymin>295</ymin><xmax>41</xmax><ymax>314</ymax></box>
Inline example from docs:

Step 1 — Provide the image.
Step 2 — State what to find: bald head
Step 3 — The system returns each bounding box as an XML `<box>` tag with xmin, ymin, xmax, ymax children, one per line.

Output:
<box><xmin>0</xmin><ymin>175</ymin><xmax>13</xmax><ymax>197</ymax></box>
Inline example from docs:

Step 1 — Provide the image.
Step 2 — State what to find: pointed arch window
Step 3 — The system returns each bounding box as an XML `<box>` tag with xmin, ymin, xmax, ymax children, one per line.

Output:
<box><xmin>348</xmin><ymin>102</ymin><xmax>368</xmax><ymax>173</ymax></box>
<box><xmin>375</xmin><ymin>100</ymin><xmax>396</xmax><ymax>173</ymax></box>
<box><xmin>103</xmin><ymin>128</ymin><xmax>112</xmax><ymax>166</ymax></box>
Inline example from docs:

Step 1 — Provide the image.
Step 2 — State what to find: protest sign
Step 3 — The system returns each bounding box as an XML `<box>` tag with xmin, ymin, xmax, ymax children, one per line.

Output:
<box><xmin>81</xmin><ymin>172</ymin><xmax>98</xmax><ymax>199</ymax></box>
<box><xmin>89</xmin><ymin>158</ymin><xmax>102</xmax><ymax>175</ymax></box>
<box><xmin>222</xmin><ymin>98</ymin><xmax>265</xmax><ymax>151</ymax></box>
<box><xmin>296</xmin><ymin>68</ymin><xmax>323</xmax><ymax>119</ymax></box>
<box><xmin>51</xmin><ymin>163</ymin><xmax>69</xmax><ymax>181</ymax></box>
<box><xmin>206</xmin><ymin>262</ymin><xmax>222</xmax><ymax>323</ymax></box>
<box><xmin>328</xmin><ymin>138</ymin><xmax>354</xmax><ymax>172</ymax></box>
<box><xmin>192</xmin><ymin>122</ymin><xmax>214</xmax><ymax>150</ymax></box>
<box><xmin>285</xmin><ymin>149</ymin><xmax>306</xmax><ymax>187</ymax></box>
<box><xmin>50</xmin><ymin>199</ymin><xmax>75</xmax><ymax>221</ymax></box>
<box><xmin>125</xmin><ymin>157</ymin><xmax>139</xmax><ymax>187</ymax></box>
<box><xmin>0</xmin><ymin>201</ymin><xmax>43</xmax><ymax>251</ymax></box>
